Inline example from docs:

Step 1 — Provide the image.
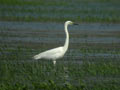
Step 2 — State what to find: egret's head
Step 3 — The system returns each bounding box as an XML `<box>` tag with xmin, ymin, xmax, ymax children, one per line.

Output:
<box><xmin>65</xmin><ymin>21</ymin><xmax>78</xmax><ymax>25</ymax></box>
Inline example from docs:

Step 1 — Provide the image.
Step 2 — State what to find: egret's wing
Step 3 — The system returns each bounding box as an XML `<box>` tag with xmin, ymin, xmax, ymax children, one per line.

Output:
<box><xmin>33</xmin><ymin>47</ymin><xmax>63</xmax><ymax>59</ymax></box>
<box><xmin>42</xmin><ymin>47</ymin><xmax>63</xmax><ymax>55</ymax></box>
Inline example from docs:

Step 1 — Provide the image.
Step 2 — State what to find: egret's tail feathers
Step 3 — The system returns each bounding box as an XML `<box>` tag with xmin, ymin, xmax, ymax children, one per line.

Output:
<box><xmin>33</xmin><ymin>54</ymin><xmax>41</xmax><ymax>60</ymax></box>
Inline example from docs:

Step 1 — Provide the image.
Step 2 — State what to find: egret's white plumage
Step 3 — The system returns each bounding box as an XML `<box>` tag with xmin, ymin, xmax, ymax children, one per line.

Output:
<box><xmin>33</xmin><ymin>21</ymin><xmax>77</xmax><ymax>65</ymax></box>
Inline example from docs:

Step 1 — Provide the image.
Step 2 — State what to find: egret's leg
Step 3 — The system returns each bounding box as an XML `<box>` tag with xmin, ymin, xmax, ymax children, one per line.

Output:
<box><xmin>53</xmin><ymin>60</ymin><xmax>56</xmax><ymax>65</ymax></box>
<box><xmin>53</xmin><ymin>60</ymin><xmax>56</xmax><ymax>72</ymax></box>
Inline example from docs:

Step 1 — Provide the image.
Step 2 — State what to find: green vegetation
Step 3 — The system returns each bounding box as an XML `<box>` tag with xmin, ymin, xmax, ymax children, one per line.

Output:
<box><xmin>0</xmin><ymin>42</ymin><xmax>120</xmax><ymax>90</ymax></box>
<box><xmin>0</xmin><ymin>61</ymin><xmax>120</xmax><ymax>90</ymax></box>
<box><xmin>0</xmin><ymin>0</ymin><xmax>120</xmax><ymax>23</ymax></box>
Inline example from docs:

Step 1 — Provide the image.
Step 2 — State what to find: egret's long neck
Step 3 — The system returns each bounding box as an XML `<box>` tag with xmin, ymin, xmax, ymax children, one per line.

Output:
<box><xmin>63</xmin><ymin>23</ymin><xmax>69</xmax><ymax>52</ymax></box>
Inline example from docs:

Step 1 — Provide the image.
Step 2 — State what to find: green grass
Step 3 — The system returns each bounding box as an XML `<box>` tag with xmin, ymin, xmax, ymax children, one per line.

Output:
<box><xmin>0</xmin><ymin>15</ymin><xmax>119</xmax><ymax>23</ymax></box>
<box><xmin>0</xmin><ymin>0</ymin><xmax>119</xmax><ymax>6</ymax></box>
<box><xmin>0</xmin><ymin>58</ymin><xmax>120</xmax><ymax>90</ymax></box>
<box><xmin>0</xmin><ymin>0</ymin><xmax>120</xmax><ymax>23</ymax></box>
<box><xmin>0</xmin><ymin>42</ymin><xmax>120</xmax><ymax>89</ymax></box>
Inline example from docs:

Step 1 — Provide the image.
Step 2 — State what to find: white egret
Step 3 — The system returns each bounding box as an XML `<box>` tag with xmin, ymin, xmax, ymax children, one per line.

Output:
<box><xmin>33</xmin><ymin>21</ymin><xmax>78</xmax><ymax>65</ymax></box>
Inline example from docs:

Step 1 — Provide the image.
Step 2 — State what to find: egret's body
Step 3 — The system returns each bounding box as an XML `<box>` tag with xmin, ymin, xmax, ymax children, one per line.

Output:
<box><xmin>33</xmin><ymin>21</ymin><xmax>77</xmax><ymax>65</ymax></box>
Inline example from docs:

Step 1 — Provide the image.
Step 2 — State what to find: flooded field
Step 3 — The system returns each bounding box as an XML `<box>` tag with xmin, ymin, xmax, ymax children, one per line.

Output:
<box><xmin>0</xmin><ymin>21</ymin><xmax>120</xmax><ymax>59</ymax></box>
<box><xmin>0</xmin><ymin>21</ymin><xmax>120</xmax><ymax>89</ymax></box>
<box><xmin>0</xmin><ymin>0</ymin><xmax>120</xmax><ymax>89</ymax></box>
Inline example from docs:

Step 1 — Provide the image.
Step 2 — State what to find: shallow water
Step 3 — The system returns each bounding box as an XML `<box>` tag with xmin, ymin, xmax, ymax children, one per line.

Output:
<box><xmin>0</xmin><ymin>21</ymin><xmax>120</xmax><ymax>60</ymax></box>
<box><xmin>0</xmin><ymin>21</ymin><xmax>120</xmax><ymax>43</ymax></box>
